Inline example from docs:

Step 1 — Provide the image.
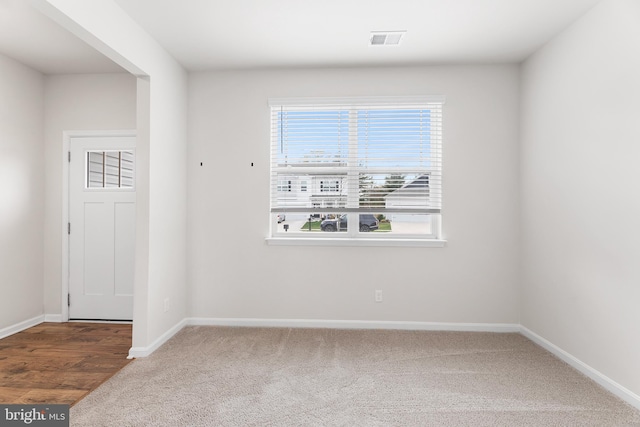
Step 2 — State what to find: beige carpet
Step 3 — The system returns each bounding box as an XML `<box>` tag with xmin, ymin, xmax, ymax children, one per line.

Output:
<box><xmin>71</xmin><ymin>327</ymin><xmax>640</xmax><ymax>426</ymax></box>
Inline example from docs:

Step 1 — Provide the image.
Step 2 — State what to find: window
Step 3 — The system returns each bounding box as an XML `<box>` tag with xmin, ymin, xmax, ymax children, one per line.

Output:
<box><xmin>269</xmin><ymin>96</ymin><xmax>444</xmax><ymax>243</ymax></box>
<box><xmin>320</xmin><ymin>180</ymin><xmax>340</xmax><ymax>192</ymax></box>
<box><xmin>87</xmin><ymin>150</ymin><xmax>134</xmax><ymax>189</ymax></box>
<box><xmin>277</xmin><ymin>179</ymin><xmax>292</xmax><ymax>192</ymax></box>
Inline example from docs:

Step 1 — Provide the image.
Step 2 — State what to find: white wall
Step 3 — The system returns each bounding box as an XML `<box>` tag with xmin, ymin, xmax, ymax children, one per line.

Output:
<box><xmin>34</xmin><ymin>0</ymin><xmax>189</xmax><ymax>351</ymax></box>
<box><xmin>521</xmin><ymin>0</ymin><xmax>640</xmax><ymax>397</ymax></box>
<box><xmin>42</xmin><ymin>73</ymin><xmax>137</xmax><ymax>315</ymax></box>
<box><xmin>188</xmin><ymin>65</ymin><xmax>520</xmax><ymax>324</ymax></box>
<box><xmin>0</xmin><ymin>54</ymin><xmax>44</xmax><ymax>329</ymax></box>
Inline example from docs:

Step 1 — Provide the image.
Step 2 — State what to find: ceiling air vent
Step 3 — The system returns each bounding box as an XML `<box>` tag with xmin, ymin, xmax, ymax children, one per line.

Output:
<box><xmin>369</xmin><ymin>31</ymin><xmax>406</xmax><ymax>46</ymax></box>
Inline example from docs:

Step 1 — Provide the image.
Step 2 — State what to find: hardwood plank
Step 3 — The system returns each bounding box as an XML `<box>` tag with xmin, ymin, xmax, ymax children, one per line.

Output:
<box><xmin>95</xmin><ymin>335</ymin><xmax>134</xmax><ymax>345</ymax></box>
<box><xmin>0</xmin><ymin>356</ymin><xmax>84</xmax><ymax>373</ymax></box>
<box><xmin>70</xmin><ymin>356</ymin><xmax>131</xmax><ymax>373</ymax></box>
<box><xmin>0</xmin><ymin>322</ymin><xmax>132</xmax><ymax>406</ymax></box>
<box><xmin>18</xmin><ymin>389</ymin><xmax>88</xmax><ymax>406</ymax></box>
<box><xmin>0</xmin><ymin>371</ymin><xmax>109</xmax><ymax>390</ymax></box>
<box><xmin>0</xmin><ymin>387</ymin><xmax>30</xmax><ymax>403</ymax></box>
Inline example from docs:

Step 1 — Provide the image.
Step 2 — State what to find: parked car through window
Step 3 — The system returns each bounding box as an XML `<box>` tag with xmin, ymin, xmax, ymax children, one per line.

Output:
<box><xmin>320</xmin><ymin>214</ymin><xmax>379</xmax><ymax>232</ymax></box>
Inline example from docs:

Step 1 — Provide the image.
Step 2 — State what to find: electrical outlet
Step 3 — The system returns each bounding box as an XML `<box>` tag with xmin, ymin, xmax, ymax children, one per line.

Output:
<box><xmin>164</xmin><ymin>298</ymin><xmax>170</xmax><ymax>312</ymax></box>
<box><xmin>375</xmin><ymin>290</ymin><xmax>383</xmax><ymax>303</ymax></box>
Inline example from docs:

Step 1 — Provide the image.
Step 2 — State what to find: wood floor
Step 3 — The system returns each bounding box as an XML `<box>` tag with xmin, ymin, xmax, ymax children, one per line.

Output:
<box><xmin>0</xmin><ymin>322</ymin><xmax>132</xmax><ymax>406</ymax></box>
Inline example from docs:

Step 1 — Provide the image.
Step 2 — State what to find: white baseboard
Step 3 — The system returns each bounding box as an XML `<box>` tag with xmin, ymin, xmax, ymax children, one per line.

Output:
<box><xmin>187</xmin><ymin>317</ymin><xmax>521</xmax><ymax>333</ymax></box>
<box><xmin>0</xmin><ymin>315</ymin><xmax>44</xmax><ymax>340</ymax></box>
<box><xmin>44</xmin><ymin>314</ymin><xmax>63</xmax><ymax>323</ymax></box>
<box><xmin>127</xmin><ymin>318</ymin><xmax>187</xmax><ymax>359</ymax></box>
<box><xmin>520</xmin><ymin>326</ymin><xmax>640</xmax><ymax>411</ymax></box>
<box><xmin>125</xmin><ymin>317</ymin><xmax>518</xmax><ymax>359</ymax></box>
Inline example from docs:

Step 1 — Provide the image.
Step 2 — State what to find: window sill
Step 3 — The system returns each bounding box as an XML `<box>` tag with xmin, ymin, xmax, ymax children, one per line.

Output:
<box><xmin>265</xmin><ymin>237</ymin><xmax>447</xmax><ymax>248</ymax></box>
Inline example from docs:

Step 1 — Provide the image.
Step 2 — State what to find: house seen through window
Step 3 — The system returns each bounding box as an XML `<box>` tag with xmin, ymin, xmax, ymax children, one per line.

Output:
<box><xmin>269</xmin><ymin>96</ymin><xmax>443</xmax><ymax>240</ymax></box>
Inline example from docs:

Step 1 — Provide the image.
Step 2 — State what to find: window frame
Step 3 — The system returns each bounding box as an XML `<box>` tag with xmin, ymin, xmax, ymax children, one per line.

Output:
<box><xmin>267</xmin><ymin>96</ymin><xmax>446</xmax><ymax>247</ymax></box>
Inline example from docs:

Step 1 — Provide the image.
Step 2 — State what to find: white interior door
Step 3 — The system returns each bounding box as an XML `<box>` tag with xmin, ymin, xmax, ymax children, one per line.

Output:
<box><xmin>69</xmin><ymin>135</ymin><xmax>136</xmax><ymax>320</ymax></box>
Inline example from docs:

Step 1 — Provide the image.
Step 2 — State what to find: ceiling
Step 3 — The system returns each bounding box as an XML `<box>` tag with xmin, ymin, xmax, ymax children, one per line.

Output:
<box><xmin>0</xmin><ymin>0</ymin><xmax>124</xmax><ymax>74</ymax></box>
<box><xmin>112</xmin><ymin>0</ymin><xmax>601</xmax><ymax>70</ymax></box>
<box><xmin>0</xmin><ymin>0</ymin><xmax>601</xmax><ymax>74</ymax></box>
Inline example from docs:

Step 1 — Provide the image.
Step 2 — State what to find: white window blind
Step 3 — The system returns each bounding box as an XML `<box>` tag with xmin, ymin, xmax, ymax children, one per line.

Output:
<box><xmin>270</xmin><ymin>97</ymin><xmax>443</xmax><ymax>219</ymax></box>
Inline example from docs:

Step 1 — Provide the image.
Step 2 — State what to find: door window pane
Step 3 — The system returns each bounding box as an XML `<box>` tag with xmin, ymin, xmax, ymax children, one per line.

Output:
<box><xmin>87</xmin><ymin>150</ymin><xmax>135</xmax><ymax>189</ymax></box>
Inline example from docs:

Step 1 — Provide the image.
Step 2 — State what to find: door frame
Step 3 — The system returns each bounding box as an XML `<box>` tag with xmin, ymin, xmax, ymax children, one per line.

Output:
<box><xmin>61</xmin><ymin>130</ymin><xmax>137</xmax><ymax>322</ymax></box>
